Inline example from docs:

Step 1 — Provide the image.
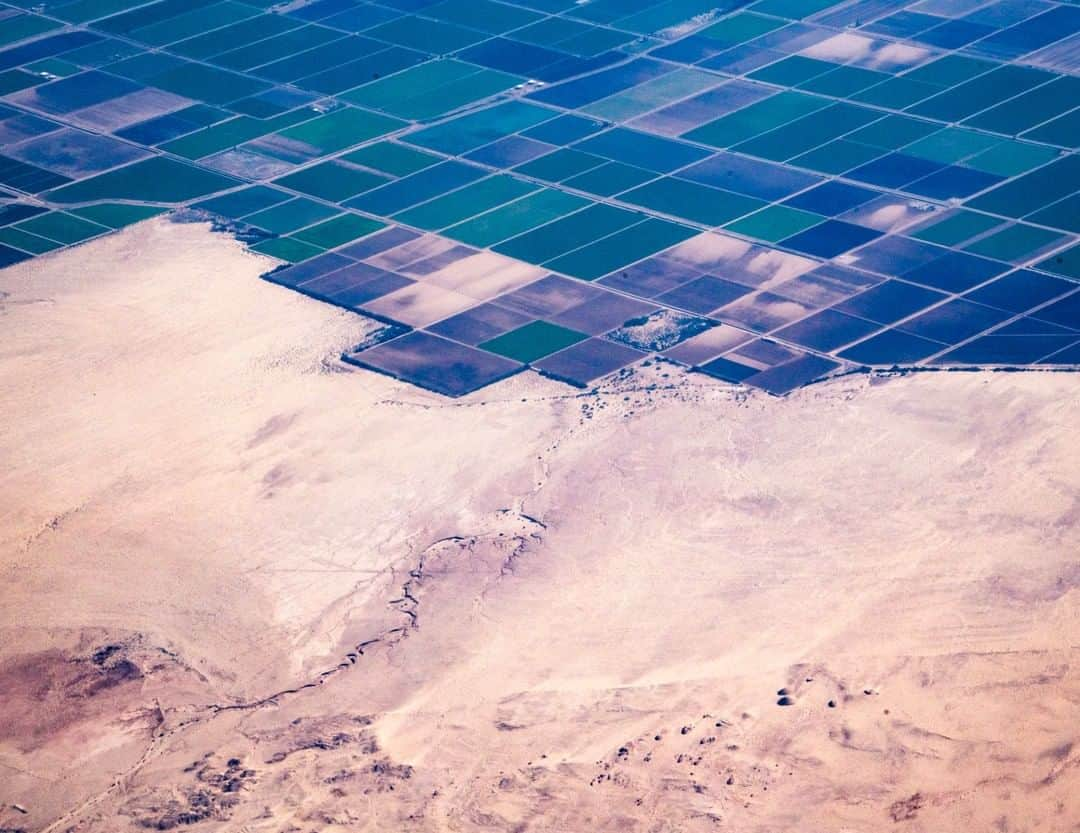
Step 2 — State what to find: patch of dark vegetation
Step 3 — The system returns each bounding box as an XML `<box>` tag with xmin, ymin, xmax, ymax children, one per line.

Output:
<box><xmin>346</xmin><ymin>322</ymin><xmax>412</xmax><ymax>353</ymax></box>
<box><xmin>607</xmin><ymin>310</ymin><xmax>715</xmax><ymax>352</ymax></box>
<box><xmin>68</xmin><ymin>642</ymin><xmax>145</xmax><ymax>697</ymax></box>
<box><xmin>91</xmin><ymin>644</ymin><xmax>122</xmax><ymax>666</ymax></box>
<box><xmin>265</xmin><ymin>731</ymin><xmax>364</xmax><ymax>763</ymax></box>
<box><xmin>130</xmin><ymin>757</ymin><xmax>255</xmax><ymax>830</ymax></box>
<box><xmin>889</xmin><ymin>792</ymin><xmax>924</xmax><ymax>822</ymax></box>
<box><xmin>371</xmin><ymin>759</ymin><xmax>413</xmax><ymax>780</ymax></box>
<box><xmin>258</xmin><ymin>715</ymin><xmax>379</xmax><ymax>765</ymax></box>
<box><xmin>535</xmin><ymin>367</ymin><xmax>588</xmax><ymax>389</ymax></box>
<box><xmin>875</xmin><ymin>365</ymin><xmax>1080</xmax><ymax>379</ymax></box>
<box><xmin>171</xmin><ymin>208</ymin><xmax>271</xmax><ymax>245</ymax></box>
<box><xmin>0</xmin><ymin>636</ymin><xmax>192</xmax><ymax>747</ymax></box>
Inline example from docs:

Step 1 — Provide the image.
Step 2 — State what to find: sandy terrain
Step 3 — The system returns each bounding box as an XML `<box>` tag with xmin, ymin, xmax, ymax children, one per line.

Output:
<box><xmin>1</xmin><ymin>218</ymin><xmax>1077</xmax><ymax>833</ymax></box>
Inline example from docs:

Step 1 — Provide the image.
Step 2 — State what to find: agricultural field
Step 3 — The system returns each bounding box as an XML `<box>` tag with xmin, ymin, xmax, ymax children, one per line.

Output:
<box><xmin>0</xmin><ymin>0</ymin><xmax>1077</xmax><ymax>394</ymax></box>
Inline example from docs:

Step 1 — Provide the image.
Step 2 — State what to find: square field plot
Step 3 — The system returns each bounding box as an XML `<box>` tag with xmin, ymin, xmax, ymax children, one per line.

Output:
<box><xmin>621</xmin><ymin>178</ymin><xmax>764</xmax><ymax>226</ymax></box>
<box><xmin>774</xmin><ymin>309</ymin><xmax>880</xmax><ymax>353</ymax></box>
<box><xmin>780</xmin><ymin>220</ymin><xmax>882</xmax><ymax>259</ymax></box>
<box><xmin>480</xmin><ymin>320</ymin><xmax>588</xmax><ymax>363</ymax></box>
<box><xmin>741</xmin><ymin>354</ymin><xmax>842</xmax><ymax>396</ymax></box>
<box><xmin>544</xmin><ymin>219</ymin><xmax>697</xmax><ymax>281</ymax></box>
<box><xmin>344</xmin><ymin>331</ymin><xmax>524</xmax><ymax>397</ymax></box>
<box><xmin>344</xmin><ymin>60</ymin><xmax>523</xmax><ymax>120</ymax></box>
<box><xmin>303</xmin><ymin>266</ymin><xmax>414</xmax><ymax>308</ymax></box>
<box><xmin>45</xmin><ymin>156</ymin><xmax>240</xmax><ymax>202</ymax></box>
<box><xmin>533</xmin><ymin>338</ymin><xmax>645</xmax><ymax>387</ymax></box>
<box><xmin>7</xmin><ymin>128</ymin><xmax>149</xmax><ymax>178</ymax></box>
<box><xmin>660</xmin><ymin>323</ymin><xmax>754</xmax><ymax>366</ymax></box>
<box><xmin>244</xmin><ymin>198</ymin><xmax>339</xmax><ymax>234</ymax></box>
<box><xmin>360</xmin><ymin>280</ymin><xmax>479</xmax><ymax>327</ymax></box>
<box><xmin>835</xmin><ymin>280</ymin><xmax>947</xmax><ymax>324</ymax></box>
<box><xmin>264</xmin><ymin>107</ymin><xmax>405</xmax><ymax>160</ymax></box>
<box><xmin>15</xmin><ymin>210</ymin><xmax>108</xmax><ymax>244</ymax></box>
<box><xmin>550</xmin><ymin>291</ymin><xmax>657</xmax><ymax>335</ymax></box>
<box><xmin>495</xmin><ymin>275</ymin><xmax>604</xmax><ymax>318</ymax></box>
<box><xmin>428</xmin><ymin>303</ymin><xmax>535</xmax><ymax>346</ymax></box>
<box><xmin>291</xmin><ymin>215</ymin><xmax>385</xmax><ymax>250</ymax></box>
<box><xmin>839</xmin><ymin>329</ymin><xmax>946</xmax><ymax>365</ymax></box>
<box><xmin>933</xmin><ymin>335</ymin><xmax>1079</xmax><ymax>366</ymax></box>
<box><xmin>493</xmin><ymin>203</ymin><xmax>641</xmax><ymax>265</ymax></box>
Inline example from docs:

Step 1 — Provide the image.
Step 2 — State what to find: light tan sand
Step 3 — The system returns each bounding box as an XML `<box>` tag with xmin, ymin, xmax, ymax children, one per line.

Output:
<box><xmin>0</xmin><ymin>218</ymin><xmax>1077</xmax><ymax>832</ymax></box>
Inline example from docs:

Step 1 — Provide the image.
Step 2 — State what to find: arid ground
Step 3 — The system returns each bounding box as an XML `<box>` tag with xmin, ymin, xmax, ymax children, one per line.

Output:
<box><xmin>1</xmin><ymin>218</ymin><xmax>1077</xmax><ymax>833</ymax></box>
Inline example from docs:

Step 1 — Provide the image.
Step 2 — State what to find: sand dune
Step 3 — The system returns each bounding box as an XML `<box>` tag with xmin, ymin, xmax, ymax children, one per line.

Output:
<box><xmin>1</xmin><ymin>219</ymin><xmax>1077</xmax><ymax>832</ymax></box>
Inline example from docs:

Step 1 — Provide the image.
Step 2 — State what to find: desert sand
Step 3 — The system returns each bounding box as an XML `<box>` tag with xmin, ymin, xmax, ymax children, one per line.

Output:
<box><xmin>1</xmin><ymin>218</ymin><xmax>1077</xmax><ymax>833</ymax></box>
